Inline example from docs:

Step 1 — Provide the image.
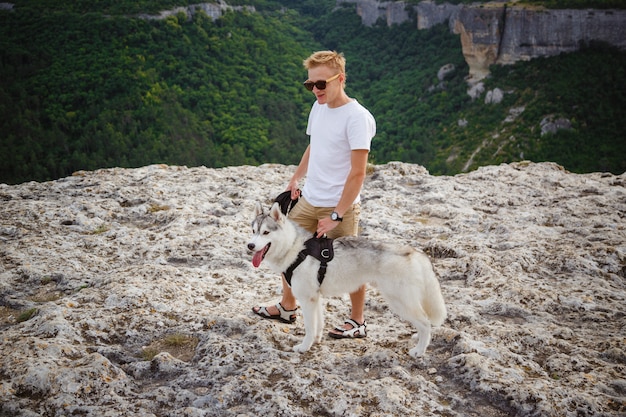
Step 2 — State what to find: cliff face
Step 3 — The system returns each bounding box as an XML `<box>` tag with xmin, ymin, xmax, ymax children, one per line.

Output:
<box><xmin>456</xmin><ymin>5</ymin><xmax>626</xmax><ymax>80</ymax></box>
<box><xmin>340</xmin><ymin>0</ymin><xmax>411</xmax><ymax>26</ymax></box>
<box><xmin>415</xmin><ymin>1</ymin><xmax>461</xmax><ymax>29</ymax></box>
<box><xmin>338</xmin><ymin>0</ymin><xmax>626</xmax><ymax>81</ymax></box>
<box><xmin>496</xmin><ymin>7</ymin><xmax>626</xmax><ymax>64</ymax></box>
<box><xmin>137</xmin><ymin>1</ymin><xmax>255</xmax><ymax>21</ymax></box>
<box><xmin>451</xmin><ymin>4</ymin><xmax>505</xmax><ymax>81</ymax></box>
<box><xmin>0</xmin><ymin>2</ymin><xmax>254</xmax><ymax>20</ymax></box>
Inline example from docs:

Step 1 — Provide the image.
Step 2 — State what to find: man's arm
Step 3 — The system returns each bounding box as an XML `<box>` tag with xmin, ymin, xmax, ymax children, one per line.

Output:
<box><xmin>287</xmin><ymin>145</ymin><xmax>310</xmax><ymax>199</ymax></box>
<box><xmin>316</xmin><ymin>149</ymin><xmax>368</xmax><ymax>237</ymax></box>
<box><xmin>334</xmin><ymin>149</ymin><xmax>368</xmax><ymax>217</ymax></box>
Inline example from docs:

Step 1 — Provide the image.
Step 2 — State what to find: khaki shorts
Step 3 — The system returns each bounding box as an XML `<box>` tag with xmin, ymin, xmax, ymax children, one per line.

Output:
<box><xmin>288</xmin><ymin>197</ymin><xmax>360</xmax><ymax>238</ymax></box>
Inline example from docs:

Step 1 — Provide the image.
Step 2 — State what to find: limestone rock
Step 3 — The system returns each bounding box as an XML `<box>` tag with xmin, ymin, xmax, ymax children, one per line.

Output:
<box><xmin>337</xmin><ymin>0</ymin><xmax>410</xmax><ymax>27</ymax></box>
<box><xmin>340</xmin><ymin>1</ymin><xmax>626</xmax><ymax>81</ymax></box>
<box><xmin>416</xmin><ymin>0</ymin><xmax>461</xmax><ymax>30</ymax></box>
<box><xmin>485</xmin><ymin>87</ymin><xmax>504</xmax><ymax>104</ymax></box>
<box><xmin>541</xmin><ymin>115</ymin><xmax>572</xmax><ymax>136</ymax></box>
<box><xmin>438</xmin><ymin>63</ymin><xmax>456</xmax><ymax>81</ymax></box>
<box><xmin>467</xmin><ymin>81</ymin><xmax>485</xmax><ymax>101</ymax></box>
<box><xmin>1</xmin><ymin>162</ymin><xmax>625</xmax><ymax>416</ymax></box>
<box><xmin>137</xmin><ymin>1</ymin><xmax>255</xmax><ymax>21</ymax></box>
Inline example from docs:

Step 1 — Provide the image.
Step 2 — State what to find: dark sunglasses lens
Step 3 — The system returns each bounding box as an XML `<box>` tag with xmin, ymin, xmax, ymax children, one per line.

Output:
<box><xmin>303</xmin><ymin>81</ymin><xmax>327</xmax><ymax>91</ymax></box>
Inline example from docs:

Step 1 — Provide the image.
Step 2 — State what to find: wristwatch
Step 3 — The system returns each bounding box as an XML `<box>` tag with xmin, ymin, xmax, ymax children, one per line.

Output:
<box><xmin>330</xmin><ymin>211</ymin><xmax>343</xmax><ymax>222</ymax></box>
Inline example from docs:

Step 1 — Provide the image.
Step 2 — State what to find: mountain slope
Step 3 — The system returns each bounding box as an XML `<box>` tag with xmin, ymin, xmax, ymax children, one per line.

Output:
<box><xmin>1</xmin><ymin>1</ymin><xmax>624</xmax><ymax>184</ymax></box>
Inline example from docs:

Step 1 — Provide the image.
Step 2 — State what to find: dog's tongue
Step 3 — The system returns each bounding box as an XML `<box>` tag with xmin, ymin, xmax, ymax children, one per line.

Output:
<box><xmin>252</xmin><ymin>250</ymin><xmax>264</xmax><ymax>268</ymax></box>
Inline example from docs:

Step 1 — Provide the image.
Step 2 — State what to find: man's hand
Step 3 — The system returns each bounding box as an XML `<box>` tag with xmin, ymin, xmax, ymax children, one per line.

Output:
<box><xmin>316</xmin><ymin>216</ymin><xmax>339</xmax><ymax>238</ymax></box>
<box><xmin>289</xmin><ymin>187</ymin><xmax>301</xmax><ymax>200</ymax></box>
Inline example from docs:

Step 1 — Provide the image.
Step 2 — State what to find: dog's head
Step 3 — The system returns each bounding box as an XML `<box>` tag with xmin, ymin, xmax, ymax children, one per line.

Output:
<box><xmin>247</xmin><ymin>202</ymin><xmax>285</xmax><ymax>268</ymax></box>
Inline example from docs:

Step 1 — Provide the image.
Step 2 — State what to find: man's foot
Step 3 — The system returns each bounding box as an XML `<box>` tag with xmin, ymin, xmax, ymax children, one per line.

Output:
<box><xmin>252</xmin><ymin>303</ymin><xmax>298</xmax><ymax>324</ymax></box>
<box><xmin>328</xmin><ymin>319</ymin><xmax>367</xmax><ymax>339</ymax></box>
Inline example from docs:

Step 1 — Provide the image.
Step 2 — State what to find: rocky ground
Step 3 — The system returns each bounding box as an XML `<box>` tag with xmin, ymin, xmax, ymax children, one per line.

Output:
<box><xmin>0</xmin><ymin>161</ymin><xmax>624</xmax><ymax>417</ymax></box>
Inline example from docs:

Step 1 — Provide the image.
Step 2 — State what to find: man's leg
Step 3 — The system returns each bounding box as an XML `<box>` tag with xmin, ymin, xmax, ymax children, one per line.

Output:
<box><xmin>327</xmin><ymin>204</ymin><xmax>367</xmax><ymax>337</ymax></box>
<box><xmin>349</xmin><ymin>285</ymin><xmax>366</xmax><ymax>325</ymax></box>
<box><xmin>251</xmin><ymin>275</ymin><xmax>297</xmax><ymax>323</ymax></box>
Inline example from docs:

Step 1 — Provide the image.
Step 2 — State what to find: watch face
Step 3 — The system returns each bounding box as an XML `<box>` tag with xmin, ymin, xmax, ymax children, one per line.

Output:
<box><xmin>331</xmin><ymin>212</ymin><xmax>338</xmax><ymax>221</ymax></box>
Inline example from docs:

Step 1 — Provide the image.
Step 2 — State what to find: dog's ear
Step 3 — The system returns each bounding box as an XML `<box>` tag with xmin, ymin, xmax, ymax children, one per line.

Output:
<box><xmin>254</xmin><ymin>201</ymin><xmax>264</xmax><ymax>217</ymax></box>
<box><xmin>269</xmin><ymin>201</ymin><xmax>284</xmax><ymax>222</ymax></box>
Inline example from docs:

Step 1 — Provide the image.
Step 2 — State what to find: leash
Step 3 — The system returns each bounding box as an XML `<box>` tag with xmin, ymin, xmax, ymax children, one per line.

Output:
<box><xmin>284</xmin><ymin>234</ymin><xmax>334</xmax><ymax>287</ymax></box>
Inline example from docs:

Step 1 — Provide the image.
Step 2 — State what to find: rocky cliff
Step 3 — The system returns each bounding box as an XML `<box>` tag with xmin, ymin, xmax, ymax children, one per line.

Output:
<box><xmin>455</xmin><ymin>5</ymin><xmax>626</xmax><ymax>81</ymax></box>
<box><xmin>0</xmin><ymin>1</ymin><xmax>254</xmax><ymax>20</ymax></box>
<box><xmin>1</xmin><ymin>162</ymin><xmax>625</xmax><ymax>416</ymax></box>
<box><xmin>339</xmin><ymin>0</ymin><xmax>626</xmax><ymax>81</ymax></box>
<box><xmin>137</xmin><ymin>1</ymin><xmax>255</xmax><ymax>21</ymax></box>
<box><xmin>338</xmin><ymin>0</ymin><xmax>412</xmax><ymax>26</ymax></box>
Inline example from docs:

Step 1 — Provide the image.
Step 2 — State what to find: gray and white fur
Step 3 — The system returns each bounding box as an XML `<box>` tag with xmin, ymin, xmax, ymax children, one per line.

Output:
<box><xmin>247</xmin><ymin>202</ymin><xmax>447</xmax><ymax>358</ymax></box>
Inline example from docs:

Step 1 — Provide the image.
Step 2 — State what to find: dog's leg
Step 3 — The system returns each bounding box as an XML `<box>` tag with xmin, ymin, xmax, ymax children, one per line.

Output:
<box><xmin>315</xmin><ymin>298</ymin><xmax>324</xmax><ymax>343</ymax></box>
<box><xmin>293</xmin><ymin>295</ymin><xmax>320</xmax><ymax>353</ymax></box>
<box><xmin>386</xmin><ymin>290</ymin><xmax>432</xmax><ymax>358</ymax></box>
<box><xmin>408</xmin><ymin>320</ymin><xmax>431</xmax><ymax>358</ymax></box>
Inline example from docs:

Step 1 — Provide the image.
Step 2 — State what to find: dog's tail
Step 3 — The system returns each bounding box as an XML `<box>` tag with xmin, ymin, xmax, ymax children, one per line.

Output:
<box><xmin>423</xmin><ymin>266</ymin><xmax>447</xmax><ymax>327</ymax></box>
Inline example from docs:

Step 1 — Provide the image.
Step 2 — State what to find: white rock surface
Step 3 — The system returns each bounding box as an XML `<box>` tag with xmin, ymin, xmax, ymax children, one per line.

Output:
<box><xmin>0</xmin><ymin>161</ymin><xmax>625</xmax><ymax>416</ymax></box>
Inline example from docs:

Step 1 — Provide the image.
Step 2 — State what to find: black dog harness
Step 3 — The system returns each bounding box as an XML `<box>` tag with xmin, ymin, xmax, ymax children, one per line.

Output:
<box><xmin>284</xmin><ymin>235</ymin><xmax>334</xmax><ymax>287</ymax></box>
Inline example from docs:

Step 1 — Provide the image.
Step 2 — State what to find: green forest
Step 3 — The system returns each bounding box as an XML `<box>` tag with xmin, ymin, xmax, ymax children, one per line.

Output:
<box><xmin>1</xmin><ymin>0</ymin><xmax>625</xmax><ymax>184</ymax></box>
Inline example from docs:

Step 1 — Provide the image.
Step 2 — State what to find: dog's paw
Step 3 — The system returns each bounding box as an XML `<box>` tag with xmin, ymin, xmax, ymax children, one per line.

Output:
<box><xmin>409</xmin><ymin>346</ymin><xmax>426</xmax><ymax>358</ymax></box>
<box><xmin>293</xmin><ymin>343</ymin><xmax>310</xmax><ymax>353</ymax></box>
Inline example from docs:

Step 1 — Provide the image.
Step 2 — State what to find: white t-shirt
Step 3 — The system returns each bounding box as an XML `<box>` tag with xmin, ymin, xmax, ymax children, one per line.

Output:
<box><xmin>302</xmin><ymin>99</ymin><xmax>376</xmax><ymax>207</ymax></box>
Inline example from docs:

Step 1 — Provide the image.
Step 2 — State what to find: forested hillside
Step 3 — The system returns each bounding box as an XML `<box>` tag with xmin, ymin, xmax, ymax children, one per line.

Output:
<box><xmin>1</xmin><ymin>0</ymin><xmax>625</xmax><ymax>184</ymax></box>
<box><xmin>0</xmin><ymin>2</ymin><xmax>318</xmax><ymax>184</ymax></box>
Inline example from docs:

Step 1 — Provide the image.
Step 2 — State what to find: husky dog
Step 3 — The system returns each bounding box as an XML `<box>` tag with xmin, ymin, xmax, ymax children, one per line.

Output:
<box><xmin>247</xmin><ymin>202</ymin><xmax>447</xmax><ymax>358</ymax></box>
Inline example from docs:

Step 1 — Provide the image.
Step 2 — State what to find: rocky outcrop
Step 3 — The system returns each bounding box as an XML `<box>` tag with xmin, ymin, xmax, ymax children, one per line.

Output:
<box><xmin>540</xmin><ymin>115</ymin><xmax>572</xmax><ymax>135</ymax></box>
<box><xmin>339</xmin><ymin>0</ymin><xmax>626</xmax><ymax>81</ymax></box>
<box><xmin>497</xmin><ymin>7</ymin><xmax>626</xmax><ymax>64</ymax></box>
<box><xmin>415</xmin><ymin>0</ymin><xmax>461</xmax><ymax>29</ymax></box>
<box><xmin>0</xmin><ymin>1</ymin><xmax>253</xmax><ymax>20</ymax></box>
<box><xmin>451</xmin><ymin>4</ymin><xmax>505</xmax><ymax>81</ymax></box>
<box><xmin>337</xmin><ymin>0</ymin><xmax>411</xmax><ymax>26</ymax></box>
<box><xmin>1</xmin><ymin>162</ymin><xmax>625</xmax><ymax>416</ymax></box>
<box><xmin>484</xmin><ymin>87</ymin><xmax>504</xmax><ymax>104</ymax></box>
<box><xmin>437</xmin><ymin>63</ymin><xmax>456</xmax><ymax>81</ymax></box>
<box><xmin>137</xmin><ymin>1</ymin><xmax>255</xmax><ymax>21</ymax></box>
<box><xmin>455</xmin><ymin>5</ymin><xmax>626</xmax><ymax>81</ymax></box>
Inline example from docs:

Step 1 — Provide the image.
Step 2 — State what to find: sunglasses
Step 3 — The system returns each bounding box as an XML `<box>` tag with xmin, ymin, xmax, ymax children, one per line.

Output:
<box><xmin>303</xmin><ymin>73</ymin><xmax>341</xmax><ymax>91</ymax></box>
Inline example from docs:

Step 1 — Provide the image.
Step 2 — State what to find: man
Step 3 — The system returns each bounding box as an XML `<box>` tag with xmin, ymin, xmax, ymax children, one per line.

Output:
<box><xmin>252</xmin><ymin>50</ymin><xmax>376</xmax><ymax>339</ymax></box>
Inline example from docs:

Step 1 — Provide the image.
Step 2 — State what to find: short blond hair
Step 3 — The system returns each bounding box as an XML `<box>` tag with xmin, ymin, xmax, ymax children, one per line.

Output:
<box><xmin>303</xmin><ymin>50</ymin><xmax>346</xmax><ymax>74</ymax></box>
